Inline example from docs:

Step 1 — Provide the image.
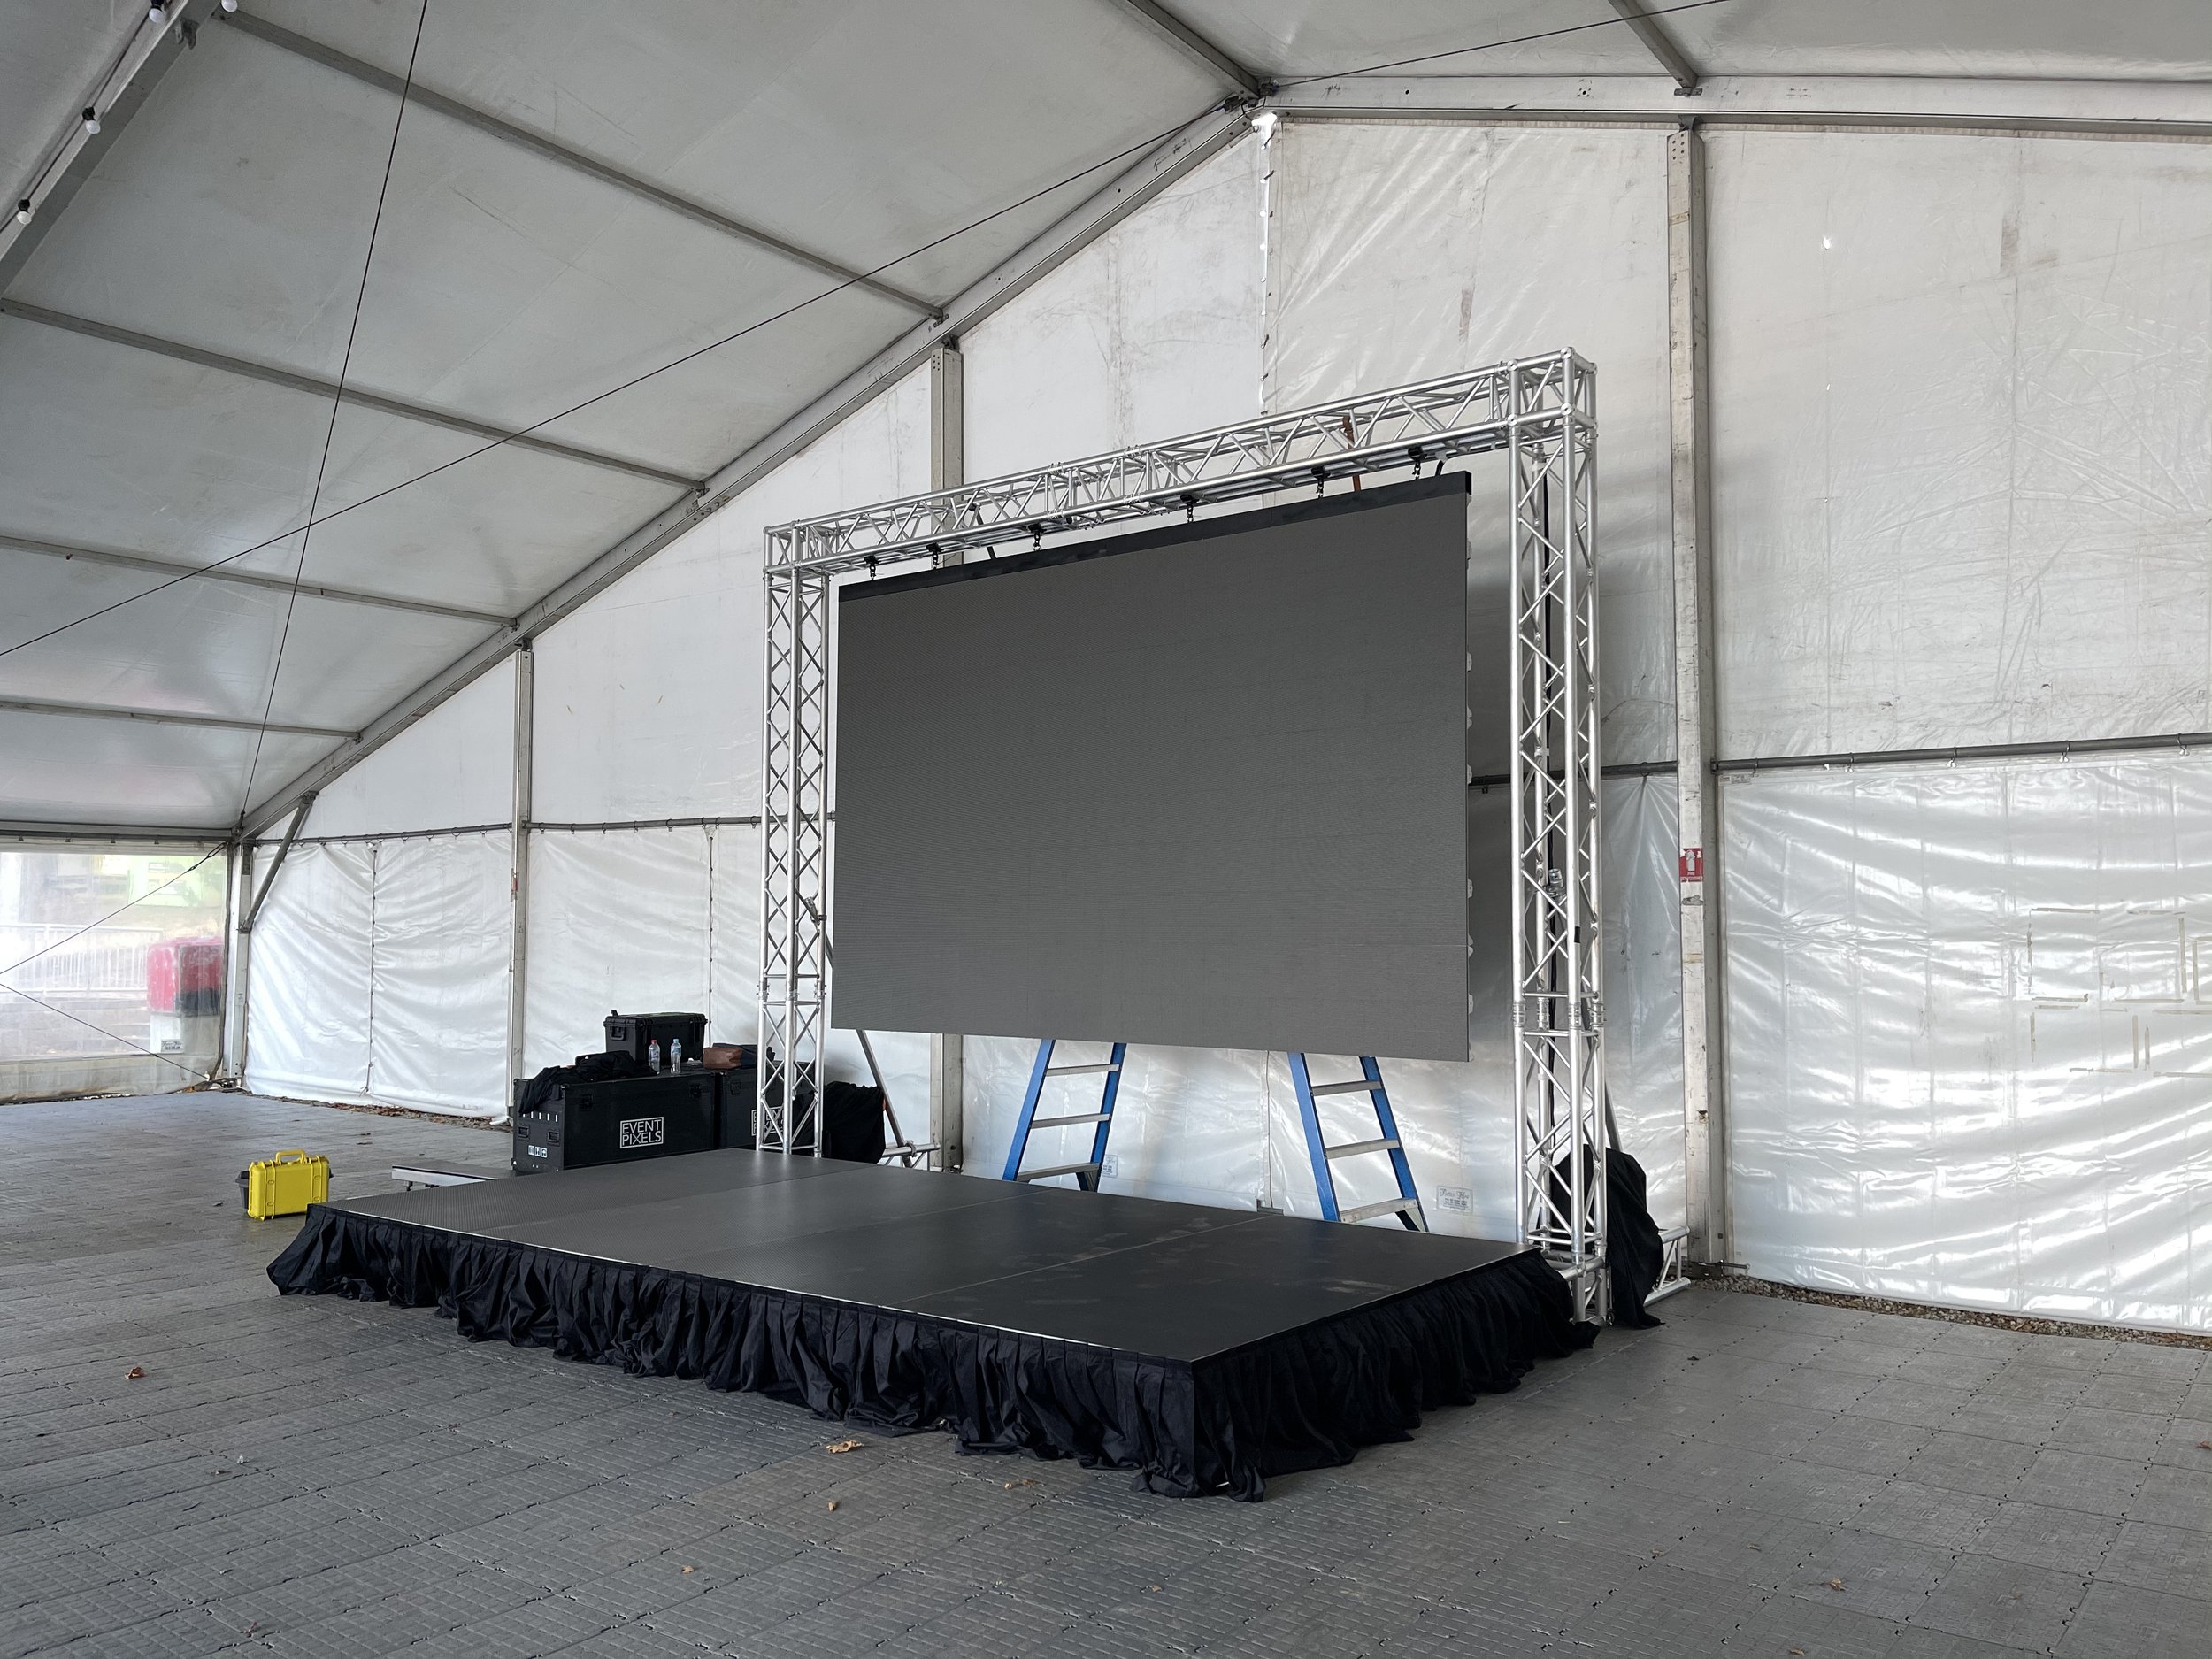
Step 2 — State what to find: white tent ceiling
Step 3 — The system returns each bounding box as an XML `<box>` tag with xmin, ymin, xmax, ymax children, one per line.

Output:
<box><xmin>2</xmin><ymin>0</ymin><xmax>2208</xmax><ymax>834</ymax></box>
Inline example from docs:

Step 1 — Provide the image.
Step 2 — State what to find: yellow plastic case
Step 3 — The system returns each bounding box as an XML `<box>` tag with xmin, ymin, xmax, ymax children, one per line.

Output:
<box><xmin>245</xmin><ymin>1150</ymin><xmax>329</xmax><ymax>1219</ymax></box>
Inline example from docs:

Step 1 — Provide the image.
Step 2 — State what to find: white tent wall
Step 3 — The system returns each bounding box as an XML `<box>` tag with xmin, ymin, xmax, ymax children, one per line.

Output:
<box><xmin>1724</xmin><ymin>755</ymin><xmax>2212</xmax><ymax>1333</ymax></box>
<box><xmin>303</xmin><ymin>658</ymin><xmax>516</xmax><ymax>840</ymax></box>
<box><xmin>1708</xmin><ymin>130</ymin><xmax>2212</xmax><ymax>756</ymax></box>
<box><xmin>243</xmin><ymin>831</ymin><xmax>511</xmax><ymax>1118</ymax></box>
<box><xmin>244</xmin><ymin>840</ymin><xmax>374</xmax><ymax>1104</ymax></box>
<box><xmin>1706</xmin><ymin>127</ymin><xmax>2212</xmax><ymax>1330</ymax></box>
<box><xmin>242</xmin><ymin>657</ymin><xmax>516</xmax><ymax>1118</ymax></box>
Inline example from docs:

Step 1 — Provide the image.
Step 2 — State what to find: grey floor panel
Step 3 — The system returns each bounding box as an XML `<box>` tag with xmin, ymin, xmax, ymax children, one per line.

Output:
<box><xmin>1</xmin><ymin>1090</ymin><xmax>2204</xmax><ymax>1659</ymax></box>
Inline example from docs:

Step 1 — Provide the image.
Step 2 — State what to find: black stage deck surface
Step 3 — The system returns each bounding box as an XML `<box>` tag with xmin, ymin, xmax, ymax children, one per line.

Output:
<box><xmin>272</xmin><ymin>1150</ymin><xmax>1594</xmax><ymax>1498</ymax></box>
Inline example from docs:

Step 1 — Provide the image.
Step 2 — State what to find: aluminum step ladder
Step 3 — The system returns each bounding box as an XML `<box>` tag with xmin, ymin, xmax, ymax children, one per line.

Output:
<box><xmin>1002</xmin><ymin>1039</ymin><xmax>1127</xmax><ymax>1190</ymax></box>
<box><xmin>1288</xmin><ymin>1054</ymin><xmax>1427</xmax><ymax>1229</ymax></box>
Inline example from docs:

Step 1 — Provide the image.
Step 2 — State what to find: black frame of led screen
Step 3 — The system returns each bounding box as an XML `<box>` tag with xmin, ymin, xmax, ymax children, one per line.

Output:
<box><xmin>830</xmin><ymin>472</ymin><xmax>1474</xmax><ymax>1061</ymax></box>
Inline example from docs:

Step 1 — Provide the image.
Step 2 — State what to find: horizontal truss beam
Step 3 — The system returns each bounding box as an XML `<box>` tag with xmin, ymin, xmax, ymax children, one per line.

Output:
<box><xmin>769</xmin><ymin>354</ymin><xmax>1592</xmax><ymax>572</ymax></box>
<box><xmin>0</xmin><ymin>695</ymin><xmax>352</xmax><ymax>740</ymax></box>
<box><xmin>221</xmin><ymin>11</ymin><xmax>941</xmax><ymax>320</ymax></box>
<box><xmin>0</xmin><ymin>299</ymin><xmax>696</xmax><ymax>490</ymax></box>
<box><xmin>2</xmin><ymin>531</ymin><xmax>513</xmax><ymax>626</ymax></box>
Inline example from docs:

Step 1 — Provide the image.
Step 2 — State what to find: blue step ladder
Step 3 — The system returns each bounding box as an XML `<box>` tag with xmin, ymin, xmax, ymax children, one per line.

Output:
<box><xmin>1002</xmin><ymin>1039</ymin><xmax>1128</xmax><ymax>1190</ymax></box>
<box><xmin>1288</xmin><ymin>1054</ymin><xmax>1428</xmax><ymax>1230</ymax></box>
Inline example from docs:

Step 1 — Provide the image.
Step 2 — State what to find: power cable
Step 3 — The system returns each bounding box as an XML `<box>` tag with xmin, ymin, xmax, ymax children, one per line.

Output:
<box><xmin>0</xmin><ymin>105</ymin><xmax>1223</xmax><ymax>664</ymax></box>
<box><xmin>236</xmin><ymin>0</ymin><xmax>429</xmax><ymax>820</ymax></box>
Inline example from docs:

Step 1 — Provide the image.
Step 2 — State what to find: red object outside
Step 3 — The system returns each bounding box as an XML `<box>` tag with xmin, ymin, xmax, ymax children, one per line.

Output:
<box><xmin>148</xmin><ymin>936</ymin><xmax>225</xmax><ymax>1014</ymax></box>
<box><xmin>1678</xmin><ymin>847</ymin><xmax>1705</xmax><ymax>883</ymax></box>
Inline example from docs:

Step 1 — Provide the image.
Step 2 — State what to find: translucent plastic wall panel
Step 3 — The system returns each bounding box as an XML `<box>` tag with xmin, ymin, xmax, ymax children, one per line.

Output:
<box><xmin>366</xmin><ymin>833</ymin><xmax>511</xmax><ymax>1117</ymax></box>
<box><xmin>1709</xmin><ymin>131</ymin><xmax>2212</xmax><ymax>757</ymax></box>
<box><xmin>308</xmin><ymin>658</ymin><xmax>515</xmax><ymax>840</ymax></box>
<box><xmin>246</xmin><ymin>841</ymin><xmax>374</xmax><ymax>1103</ymax></box>
<box><xmin>523</xmin><ymin>827</ymin><xmax>710</xmax><ymax>1073</ymax></box>
<box><xmin>1724</xmin><ymin>755</ymin><xmax>2212</xmax><ymax>1331</ymax></box>
<box><xmin>0</xmin><ymin>846</ymin><xmax>227</xmax><ymax>1085</ymax></box>
<box><xmin>533</xmin><ymin>374</ymin><xmax>928</xmax><ymax>825</ymax></box>
<box><xmin>1264</xmin><ymin>119</ymin><xmax>1675</xmax><ymax>765</ymax></box>
<box><xmin>963</xmin><ymin>139</ymin><xmax>1263</xmax><ymax>479</ymax></box>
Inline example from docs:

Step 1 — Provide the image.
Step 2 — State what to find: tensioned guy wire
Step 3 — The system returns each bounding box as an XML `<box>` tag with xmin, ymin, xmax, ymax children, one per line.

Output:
<box><xmin>234</xmin><ymin>0</ymin><xmax>431</xmax><ymax>824</ymax></box>
<box><xmin>3</xmin><ymin>0</ymin><xmax>1740</xmax><ymax>667</ymax></box>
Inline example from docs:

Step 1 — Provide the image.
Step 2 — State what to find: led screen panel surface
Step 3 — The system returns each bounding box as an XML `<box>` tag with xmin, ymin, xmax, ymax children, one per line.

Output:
<box><xmin>833</xmin><ymin>474</ymin><xmax>1472</xmax><ymax>1061</ymax></box>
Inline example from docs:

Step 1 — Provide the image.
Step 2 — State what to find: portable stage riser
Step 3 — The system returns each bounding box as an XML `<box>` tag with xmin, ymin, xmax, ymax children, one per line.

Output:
<box><xmin>268</xmin><ymin>1150</ymin><xmax>1595</xmax><ymax>1499</ymax></box>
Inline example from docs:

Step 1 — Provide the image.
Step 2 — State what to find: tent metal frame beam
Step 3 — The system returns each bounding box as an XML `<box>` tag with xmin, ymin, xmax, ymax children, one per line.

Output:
<box><xmin>0</xmin><ymin>819</ymin><xmax>224</xmax><ymax>845</ymax></box>
<box><xmin>1110</xmin><ymin>1</ymin><xmax>1267</xmax><ymax>98</ymax></box>
<box><xmin>1266</xmin><ymin>96</ymin><xmax>2212</xmax><ymax>143</ymax></box>
<box><xmin>219</xmin><ymin>11</ymin><xmax>942</xmax><ymax>321</ymax></box>
<box><xmin>0</xmin><ymin>695</ymin><xmax>353</xmax><ymax>741</ymax></box>
<box><xmin>2</xmin><ymin>531</ymin><xmax>514</xmax><ymax>626</ymax></box>
<box><xmin>0</xmin><ymin>0</ymin><xmax>221</xmax><ymax>292</ymax></box>
<box><xmin>0</xmin><ymin>298</ymin><xmax>697</xmax><ymax>490</ymax></box>
<box><xmin>235</xmin><ymin>103</ymin><xmax>1256</xmax><ymax>841</ymax></box>
<box><xmin>1605</xmin><ymin>0</ymin><xmax>1702</xmax><ymax>96</ymax></box>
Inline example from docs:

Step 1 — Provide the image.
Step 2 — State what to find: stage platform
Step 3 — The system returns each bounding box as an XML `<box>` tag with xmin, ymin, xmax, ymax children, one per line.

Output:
<box><xmin>269</xmin><ymin>1150</ymin><xmax>1594</xmax><ymax>1498</ymax></box>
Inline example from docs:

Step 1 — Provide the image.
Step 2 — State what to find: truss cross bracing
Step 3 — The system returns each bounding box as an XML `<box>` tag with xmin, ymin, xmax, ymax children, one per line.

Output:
<box><xmin>757</xmin><ymin>350</ymin><xmax>1609</xmax><ymax>1317</ymax></box>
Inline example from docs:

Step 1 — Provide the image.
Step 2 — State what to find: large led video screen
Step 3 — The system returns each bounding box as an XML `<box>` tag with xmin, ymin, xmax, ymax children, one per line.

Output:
<box><xmin>832</xmin><ymin>473</ymin><xmax>1473</xmax><ymax>1061</ymax></box>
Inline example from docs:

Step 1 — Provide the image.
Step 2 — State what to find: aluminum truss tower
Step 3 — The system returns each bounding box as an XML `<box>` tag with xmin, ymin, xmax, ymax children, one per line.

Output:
<box><xmin>1509</xmin><ymin>381</ymin><xmax>1609</xmax><ymax>1323</ymax></box>
<box><xmin>757</xmin><ymin>350</ymin><xmax>1609</xmax><ymax>1318</ymax></box>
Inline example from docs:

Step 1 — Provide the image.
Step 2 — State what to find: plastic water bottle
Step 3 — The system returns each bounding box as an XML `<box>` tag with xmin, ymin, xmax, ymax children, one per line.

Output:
<box><xmin>670</xmin><ymin>1037</ymin><xmax>685</xmax><ymax>1072</ymax></box>
<box><xmin>647</xmin><ymin>1038</ymin><xmax>662</xmax><ymax>1073</ymax></box>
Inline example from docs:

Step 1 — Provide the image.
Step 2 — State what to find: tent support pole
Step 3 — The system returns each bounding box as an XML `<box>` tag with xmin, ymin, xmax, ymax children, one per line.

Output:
<box><xmin>227</xmin><ymin>792</ymin><xmax>315</xmax><ymax>1087</ymax></box>
<box><xmin>1668</xmin><ymin>120</ymin><xmax>1730</xmax><ymax>1269</ymax></box>
<box><xmin>507</xmin><ymin>642</ymin><xmax>534</xmax><ymax>1113</ymax></box>
<box><xmin>926</xmin><ymin>341</ymin><xmax>967</xmax><ymax>1172</ymax></box>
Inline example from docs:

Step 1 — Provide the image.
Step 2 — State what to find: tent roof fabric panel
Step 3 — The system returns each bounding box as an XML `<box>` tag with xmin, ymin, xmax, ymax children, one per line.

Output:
<box><xmin>1</xmin><ymin>0</ymin><xmax>2208</xmax><ymax>831</ymax></box>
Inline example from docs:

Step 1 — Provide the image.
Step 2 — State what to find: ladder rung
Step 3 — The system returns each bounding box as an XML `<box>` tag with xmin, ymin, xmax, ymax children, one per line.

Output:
<box><xmin>1339</xmin><ymin>1197</ymin><xmax>1422</xmax><ymax>1224</ymax></box>
<box><xmin>1307</xmin><ymin>1077</ymin><xmax>1382</xmax><ymax>1096</ymax></box>
<box><xmin>1043</xmin><ymin>1062</ymin><xmax>1121</xmax><ymax>1077</ymax></box>
<box><xmin>1324</xmin><ymin>1136</ymin><xmax>1400</xmax><ymax>1160</ymax></box>
<box><xmin>1015</xmin><ymin>1161</ymin><xmax>1101</xmax><ymax>1182</ymax></box>
<box><xmin>1031</xmin><ymin>1112</ymin><xmax>1110</xmax><ymax>1129</ymax></box>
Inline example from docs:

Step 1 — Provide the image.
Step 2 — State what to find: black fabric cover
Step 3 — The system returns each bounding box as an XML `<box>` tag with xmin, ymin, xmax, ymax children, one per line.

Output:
<box><xmin>1606</xmin><ymin>1148</ymin><xmax>1666</xmax><ymax>1329</ymax></box>
<box><xmin>821</xmin><ymin>1081</ymin><xmax>887</xmax><ymax>1164</ymax></box>
<box><xmin>516</xmin><ymin>1049</ymin><xmax>649</xmax><ymax>1117</ymax></box>
<box><xmin>268</xmin><ymin>1206</ymin><xmax>1594</xmax><ymax>1500</ymax></box>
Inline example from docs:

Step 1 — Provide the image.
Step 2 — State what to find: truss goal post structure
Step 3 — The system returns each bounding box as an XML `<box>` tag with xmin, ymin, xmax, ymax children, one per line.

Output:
<box><xmin>757</xmin><ymin>352</ymin><xmax>1609</xmax><ymax>1317</ymax></box>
